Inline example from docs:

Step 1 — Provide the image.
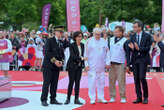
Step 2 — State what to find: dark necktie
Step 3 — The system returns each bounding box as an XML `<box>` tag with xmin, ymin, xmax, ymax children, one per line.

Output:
<box><xmin>137</xmin><ymin>35</ymin><xmax>140</xmax><ymax>46</ymax></box>
<box><xmin>58</xmin><ymin>40</ymin><xmax>62</xmax><ymax>48</ymax></box>
<box><xmin>56</xmin><ymin>40</ymin><xmax>60</xmax><ymax>47</ymax></box>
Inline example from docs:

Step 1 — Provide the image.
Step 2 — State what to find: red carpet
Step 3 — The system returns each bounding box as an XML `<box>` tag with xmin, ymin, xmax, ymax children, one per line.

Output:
<box><xmin>0</xmin><ymin>71</ymin><xmax>164</xmax><ymax>110</ymax></box>
<box><xmin>75</xmin><ymin>79</ymin><xmax>164</xmax><ymax>110</ymax></box>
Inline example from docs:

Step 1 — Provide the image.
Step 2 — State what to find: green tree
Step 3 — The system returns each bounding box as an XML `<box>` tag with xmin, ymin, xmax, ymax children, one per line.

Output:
<box><xmin>0</xmin><ymin>0</ymin><xmax>162</xmax><ymax>31</ymax></box>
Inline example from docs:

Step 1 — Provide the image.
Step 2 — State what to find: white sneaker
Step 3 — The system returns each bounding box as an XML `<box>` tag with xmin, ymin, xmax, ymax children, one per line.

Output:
<box><xmin>109</xmin><ymin>98</ymin><xmax>115</xmax><ymax>103</ymax></box>
<box><xmin>97</xmin><ymin>99</ymin><xmax>108</xmax><ymax>104</ymax></box>
<box><xmin>120</xmin><ymin>98</ymin><xmax>126</xmax><ymax>103</ymax></box>
<box><xmin>90</xmin><ymin>100</ymin><xmax>96</xmax><ymax>104</ymax></box>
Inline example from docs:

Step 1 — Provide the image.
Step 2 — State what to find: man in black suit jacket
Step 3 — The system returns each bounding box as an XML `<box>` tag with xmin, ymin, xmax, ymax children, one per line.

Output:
<box><xmin>40</xmin><ymin>26</ymin><xmax>66</xmax><ymax>106</ymax></box>
<box><xmin>126</xmin><ymin>20</ymin><xmax>152</xmax><ymax>104</ymax></box>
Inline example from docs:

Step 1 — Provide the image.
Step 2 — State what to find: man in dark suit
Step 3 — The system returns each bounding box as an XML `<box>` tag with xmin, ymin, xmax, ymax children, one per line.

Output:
<box><xmin>126</xmin><ymin>20</ymin><xmax>152</xmax><ymax>104</ymax></box>
<box><xmin>40</xmin><ymin>26</ymin><xmax>65</xmax><ymax>106</ymax></box>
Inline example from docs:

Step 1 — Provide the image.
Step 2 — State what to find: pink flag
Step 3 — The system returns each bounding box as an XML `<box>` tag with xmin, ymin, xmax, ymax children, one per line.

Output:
<box><xmin>66</xmin><ymin>0</ymin><xmax>81</xmax><ymax>32</ymax></box>
<box><xmin>42</xmin><ymin>4</ymin><xmax>51</xmax><ymax>30</ymax></box>
<box><xmin>162</xmin><ymin>0</ymin><xmax>164</xmax><ymax>33</ymax></box>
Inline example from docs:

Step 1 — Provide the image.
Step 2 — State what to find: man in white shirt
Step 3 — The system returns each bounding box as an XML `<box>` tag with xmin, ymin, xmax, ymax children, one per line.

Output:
<box><xmin>108</xmin><ymin>26</ymin><xmax>128</xmax><ymax>103</ymax></box>
<box><xmin>85</xmin><ymin>28</ymin><xmax>110</xmax><ymax>104</ymax></box>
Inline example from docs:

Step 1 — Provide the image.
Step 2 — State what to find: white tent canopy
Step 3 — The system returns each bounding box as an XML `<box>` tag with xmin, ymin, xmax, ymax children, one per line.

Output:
<box><xmin>109</xmin><ymin>21</ymin><xmax>133</xmax><ymax>33</ymax></box>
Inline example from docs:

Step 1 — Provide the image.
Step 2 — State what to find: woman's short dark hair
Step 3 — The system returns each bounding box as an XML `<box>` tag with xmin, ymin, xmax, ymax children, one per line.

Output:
<box><xmin>73</xmin><ymin>31</ymin><xmax>83</xmax><ymax>41</ymax></box>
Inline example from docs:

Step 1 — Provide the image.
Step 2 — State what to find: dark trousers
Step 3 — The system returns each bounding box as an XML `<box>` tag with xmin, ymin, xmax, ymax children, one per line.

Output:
<box><xmin>67</xmin><ymin>68</ymin><xmax>82</xmax><ymax>100</ymax></box>
<box><xmin>162</xmin><ymin>65</ymin><xmax>164</xmax><ymax>72</ymax></box>
<box><xmin>41</xmin><ymin>68</ymin><xmax>60</xmax><ymax>102</ymax></box>
<box><xmin>133</xmin><ymin>62</ymin><xmax>148</xmax><ymax>99</ymax></box>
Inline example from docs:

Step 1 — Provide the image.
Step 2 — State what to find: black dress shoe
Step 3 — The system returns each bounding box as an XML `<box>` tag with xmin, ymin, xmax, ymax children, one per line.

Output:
<box><xmin>64</xmin><ymin>99</ymin><xmax>70</xmax><ymax>105</ymax></box>
<box><xmin>142</xmin><ymin>98</ymin><xmax>148</xmax><ymax>104</ymax></box>
<box><xmin>133</xmin><ymin>98</ymin><xmax>142</xmax><ymax>104</ymax></box>
<box><xmin>50</xmin><ymin>99</ymin><xmax>63</xmax><ymax>105</ymax></box>
<box><xmin>161</xmin><ymin>104</ymin><xmax>164</xmax><ymax>107</ymax></box>
<box><xmin>74</xmin><ymin>99</ymin><xmax>83</xmax><ymax>105</ymax></box>
<box><xmin>41</xmin><ymin>101</ymin><xmax>49</xmax><ymax>106</ymax></box>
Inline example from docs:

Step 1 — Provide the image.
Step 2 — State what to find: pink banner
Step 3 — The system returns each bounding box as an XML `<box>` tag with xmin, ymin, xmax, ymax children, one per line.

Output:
<box><xmin>42</xmin><ymin>4</ymin><xmax>51</xmax><ymax>30</ymax></box>
<box><xmin>66</xmin><ymin>0</ymin><xmax>81</xmax><ymax>32</ymax></box>
<box><xmin>162</xmin><ymin>0</ymin><xmax>164</xmax><ymax>33</ymax></box>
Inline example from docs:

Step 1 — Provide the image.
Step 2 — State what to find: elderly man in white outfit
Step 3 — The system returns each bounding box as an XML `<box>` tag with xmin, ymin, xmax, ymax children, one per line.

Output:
<box><xmin>85</xmin><ymin>28</ymin><xmax>110</xmax><ymax>104</ymax></box>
